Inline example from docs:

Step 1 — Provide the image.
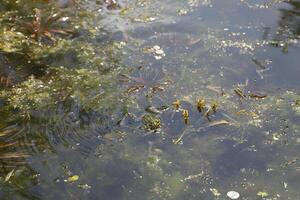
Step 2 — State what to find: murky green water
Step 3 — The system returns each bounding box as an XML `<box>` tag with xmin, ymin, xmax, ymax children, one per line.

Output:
<box><xmin>0</xmin><ymin>0</ymin><xmax>300</xmax><ymax>199</ymax></box>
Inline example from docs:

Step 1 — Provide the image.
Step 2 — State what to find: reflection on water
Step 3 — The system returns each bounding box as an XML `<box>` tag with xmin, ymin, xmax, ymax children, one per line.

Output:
<box><xmin>274</xmin><ymin>1</ymin><xmax>300</xmax><ymax>50</ymax></box>
<box><xmin>1</xmin><ymin>0</ymin><xmax>300</xmax><ymax>199</ymax></box>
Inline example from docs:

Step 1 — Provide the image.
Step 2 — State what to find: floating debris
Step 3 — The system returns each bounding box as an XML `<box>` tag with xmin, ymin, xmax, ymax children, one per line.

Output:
<box><xmin>234</xmin><ymin>87</ymin><xmax>246</xmax><ymax>99</ymax></box>
<box><xmin>210</xmin><ymin>188</ymin><xmax>221</xmax><ymax>197</ymax></box>
<box><xmin>207</xmin><ymin>120</ymin><xmax>230</xmax><ymax>127</ymax></box>
<box><xmin>78</xmin><ymin>183</ymin><xmax>92</xmax><ymax>190</ymax></box>
<box><xmin>183</xmin><ymin>172</ymin><xmax>204</xmax><ymax>181</ymax></box>
<box><xmin>280</xmin><ymin>157</ymin><xmax>298</xmax><ymax>168</ymax></box>
<box><xmin>249</xmin><ymin>93</ymin><xmax>267</xmax><ymax>99</ymax></box>
<box><xmin>146</xmin><ymin>106</ymin><xmax>162</xmax><ymax>114</ymax></box>
<box><xmin>206</xmin><ymin>85</ymin><xmax>224</xmax><ymax>95</ymax></box>
<box><xmin>4</xmin><ymin>169</ymin><xmax>15</xmax><ymax>182</ymax></box>
<box><xmin>65</xmin><ymin>175</ymin><xmax>79</xmax><ymax>183</ymax></box>
<box><xmin>272</xmin><ymin>133</ymin><xmax>281</xmax><ymax>141</ymax></box>
<box><xmin>144</xmin><ymin>45</ymin><xmax>166</xmax><ymax>60</ymax></box>
<box><xmin>173</xmin><ymin>130</ymin><xmax>186</xmax><ymax>145</ymax></box>
<box><xmin>283</xmin><ymin>182</ymin><xmax>288</xmax><ymax>189</ymax></box>
<box><xmin>227</xmin><ymin>191</ymin><xmax>240</xmax><ymax>199</ymax></box>
<box><xmin>105</xmin><ymin>0</ymin><xmax>121</xmax><ymax>10</ymax></box>
<box><xmin>257</xmin><ymin>191</ymin><xmax>269</xmax><ymax>198</ymax></box>
<box><xmin>178</xmin><ymin>9</ymin><xmax>188</xmax><ymax>16</ymax></box>
<box><xmin>132</xmin><ymin>15</ymin><xmax>157</xmax><ymax>23</ymax></box>
<box><xmin>204</xmin><ymin>107</ymin><xmax>213</xmax><ymax>121</ymax></box>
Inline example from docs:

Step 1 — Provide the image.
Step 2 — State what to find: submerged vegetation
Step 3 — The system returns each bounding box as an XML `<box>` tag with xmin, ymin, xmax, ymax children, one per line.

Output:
<box><xmin>0</xmin><ymin>125</ymin><xmax>28</xmax><ymax>172</ymax></box>
<box><xmin>0</xmin><ymin>0</ymin><xmax>300</xmax><ymax>199</ymax></box>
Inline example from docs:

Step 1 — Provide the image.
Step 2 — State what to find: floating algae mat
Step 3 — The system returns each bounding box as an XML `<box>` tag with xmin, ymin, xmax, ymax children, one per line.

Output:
<box><xmin>0</xmin><ymin>0</ymin><xmax>300</xmax><ymax>199</ymax></box>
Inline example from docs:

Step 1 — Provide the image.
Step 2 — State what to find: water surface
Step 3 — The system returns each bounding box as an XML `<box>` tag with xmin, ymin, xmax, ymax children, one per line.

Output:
<box><xmin>0</xmin><ymin>0</ymin><xmax>300</xmax><ymax>199</ymax></box>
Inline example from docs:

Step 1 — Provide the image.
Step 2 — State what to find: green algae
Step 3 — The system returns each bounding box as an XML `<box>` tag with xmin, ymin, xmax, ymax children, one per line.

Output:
<box><xmin>1</xmin><ymin>66</ymin><xmax>122</xmax><ymax>117</ymax></box>
<box><xmin>0</xmin><ymin>29</ymin><xmax>28</xmax><ymax>53</ymax></box>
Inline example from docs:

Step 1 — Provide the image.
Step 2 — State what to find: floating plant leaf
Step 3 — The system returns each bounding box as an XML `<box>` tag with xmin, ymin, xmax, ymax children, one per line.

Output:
<box><xmin>66</xmin><ymin>175</ymin><xmax>79</xmax><ymax>182</ymax></box>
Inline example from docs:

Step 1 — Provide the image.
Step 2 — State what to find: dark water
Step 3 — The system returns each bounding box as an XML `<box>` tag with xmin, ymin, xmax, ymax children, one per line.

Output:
<box><xmin>0</xmin><ymin>0</ymin><xmax>300</xmax><ymax>199</ymax></box>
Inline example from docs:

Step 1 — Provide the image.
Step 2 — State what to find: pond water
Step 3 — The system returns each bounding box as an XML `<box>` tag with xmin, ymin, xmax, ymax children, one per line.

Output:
<box><xmin>0</xmin><ymin>0</ymin><xmax>300</xmax><ymax>199</ymax></box>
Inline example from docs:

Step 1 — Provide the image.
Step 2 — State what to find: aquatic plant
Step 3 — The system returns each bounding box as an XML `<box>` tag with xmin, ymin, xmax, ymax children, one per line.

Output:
<box><xmin>121</xmin><ymin>67</ymin><xmax>171</xmax><ymax>95</ymax></box>
<box><xmin>196</xmin><ymin>98</ymin><xmax>205</xmax><ymax>112</ymax></box>
<box><xmin>182</xmin><ymin>109</ymin><xmax>189</xmax><ymax>124</ymax></box>
<box><xmin>16</xmin><ymin>8</ymin><xmax>73</xmax><ymax>43</ymax></box>
<box><xmin>0</xmin><ymin>125</ymin><xmax>29</xmax><ymax>173</ymax></box>
<box><xmin>142</xmin><ymin>114</ymin><xmax>161</xmax><ymax>131</ymax></box>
